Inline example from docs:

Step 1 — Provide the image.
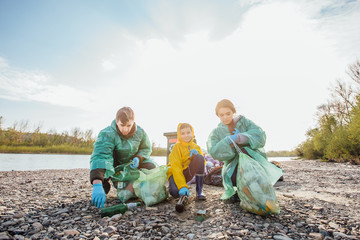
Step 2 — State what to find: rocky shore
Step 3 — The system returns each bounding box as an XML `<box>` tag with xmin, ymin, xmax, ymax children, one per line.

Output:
<box><xmin>0</xmin><ymin>160</ymin><xmax>359</xmax><ymax>240</ymax></box>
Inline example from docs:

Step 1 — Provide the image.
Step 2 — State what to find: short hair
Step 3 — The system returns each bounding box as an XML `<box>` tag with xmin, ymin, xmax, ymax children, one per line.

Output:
<box><xmin>116</xmin><ymin>107</ymin><xmax>135</xmax><ymax>124</ymax></box>
<box><xmin>215</xmin><ymin>99</ymin><xmax>236</xmax><ymax>116</ymax></box>
<box><xmin>180</xmin><ymin>123</ymin><xmax>192</xmax><ymax>130</ymax></box>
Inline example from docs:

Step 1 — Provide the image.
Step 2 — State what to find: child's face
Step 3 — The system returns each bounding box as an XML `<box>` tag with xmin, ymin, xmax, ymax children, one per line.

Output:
<box><xmin>180</xmin><ymin>127</ymin><xmax>192</xmax><ymax>143</ymax></box>
<box><xmin>116</xmin><ymin>119</ymin><xmax>135</xmax><ymax>135</ymax></box>
<box><xmin>218</xmin><ymin>107</ymin><xmax>234</xmax><ymax>125</ymax></box>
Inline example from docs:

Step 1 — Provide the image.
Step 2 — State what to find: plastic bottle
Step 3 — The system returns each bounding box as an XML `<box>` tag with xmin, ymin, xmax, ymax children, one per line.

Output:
<box><xmin>100</xmin><ymin>202</ymin><xmax>141</xmax><ymax>217</ymax></box>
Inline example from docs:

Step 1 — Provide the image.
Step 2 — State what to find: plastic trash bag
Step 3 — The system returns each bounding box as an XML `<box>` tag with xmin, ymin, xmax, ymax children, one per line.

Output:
<box><xmin>111</xmin><ymin>163</ymin><xmax>140</xmax><ymax>203</ymax></box>
<box><xmin>230</xmin><ymin>139</ymin><xmax>282</xmax><ymax>215</ymax></box>
<box><xmin>204</xmin><ymin>166</ymin><xmax>223</xmax><ymax>186</ymax></box>
<box><xmin>133</xmin><ymin>165</ymin><xmax>168</xmax><ymax>206</ymax></box>
<box><xmin>116</xmin><ymin>181</ymin><xmax>136</xmax><ymax>203</ymax></box>
<box><xmin>236</xmin><ymin>153</ymin><xmax>280</xmax><ymax>215</ymax></box>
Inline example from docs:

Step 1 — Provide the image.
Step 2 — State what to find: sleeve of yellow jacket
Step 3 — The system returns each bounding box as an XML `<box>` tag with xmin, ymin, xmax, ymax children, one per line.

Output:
<box><xmin>167</xmin><ymin>143</ymin><xmax>188</xmax><ymax>190</ymax></box>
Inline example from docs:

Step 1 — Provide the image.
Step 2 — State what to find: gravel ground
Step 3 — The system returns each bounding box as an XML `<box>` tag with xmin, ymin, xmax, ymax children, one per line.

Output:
<box><xmin>0</xmin><ymin>160</ymin><xmax>359</xmax><ymax>240</ymax></box>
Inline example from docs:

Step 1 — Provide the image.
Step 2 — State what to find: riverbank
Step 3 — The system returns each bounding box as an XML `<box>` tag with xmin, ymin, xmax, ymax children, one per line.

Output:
<box><xmin>0</xmin><ymin>145</ymin><xmax>93</xmax><ymax>155</ymax></box>
<box><xmin>0</xmin><ymin>160</ymin><xmax>359</xmax><ymax>240</ymax></box>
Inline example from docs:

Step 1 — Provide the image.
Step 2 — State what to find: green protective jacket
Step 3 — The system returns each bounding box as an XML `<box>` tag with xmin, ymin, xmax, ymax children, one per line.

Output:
<box><xmin>207</xmin><ymin>115</ymin><xmax>269</xmax><ymax>199</ymax></box>
<box><xmin>90</xmin><ymin>120</ymin><xmax>152</xmax><ymax>179</ymax></box>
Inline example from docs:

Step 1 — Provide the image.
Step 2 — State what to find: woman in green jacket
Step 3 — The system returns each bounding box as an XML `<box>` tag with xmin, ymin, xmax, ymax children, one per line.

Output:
<box><xmin>207</xmin><ymin>99</ymin><xmax>282</xmax><ymax>201</ymax></box>
<box><xmin>90</xmin><ymin>107</ymin><xmax>155</xmax><ymax>208</ymax></box>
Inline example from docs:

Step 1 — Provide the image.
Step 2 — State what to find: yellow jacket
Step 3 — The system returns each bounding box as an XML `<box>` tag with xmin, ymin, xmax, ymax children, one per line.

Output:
<box><xmin>167</xmin><ymin>123</ymin><xmax>203</xmax><ymax>190</ymax></box>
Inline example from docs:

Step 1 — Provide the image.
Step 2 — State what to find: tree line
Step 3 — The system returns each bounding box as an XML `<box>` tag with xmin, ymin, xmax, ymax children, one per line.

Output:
<box><xmin>0</xmin><ymin>118</ymin><xmax>169</xmax><ymax>155</ymax></box>
<box><xmin>0</xmin><ymin>118</ymin><xmax>95</xmax><ymax>154</ymax></box>
<box><xmin>295</xmin><ymin>60</ymin><xmax>360</xmax><ymax>164</ymax></box>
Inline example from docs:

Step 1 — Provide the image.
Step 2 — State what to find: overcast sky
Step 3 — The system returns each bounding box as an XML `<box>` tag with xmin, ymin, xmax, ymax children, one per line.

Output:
<box><xmin>0</xmin><ymin>0</ymin><xmax>359</xmax><ymax>151</ymax></box>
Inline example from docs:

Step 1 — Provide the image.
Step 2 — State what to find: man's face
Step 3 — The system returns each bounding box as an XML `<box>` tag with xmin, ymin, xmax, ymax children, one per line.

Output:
<box><xmin>116</xmin><ymin>120</ymin><xmax>134</xmax><ymax>135</ymax></box>
<box><xmin>180</xmin><ymin>127</ymin><xmax>192</xmax><ymax>143</ymax></box>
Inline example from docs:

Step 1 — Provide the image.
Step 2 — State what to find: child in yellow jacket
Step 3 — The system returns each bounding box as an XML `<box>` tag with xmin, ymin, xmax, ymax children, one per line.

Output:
<box><xmin>167</xmin><ymin>123</ymin><xmax>206</xmax><ymax>200</ymax></box>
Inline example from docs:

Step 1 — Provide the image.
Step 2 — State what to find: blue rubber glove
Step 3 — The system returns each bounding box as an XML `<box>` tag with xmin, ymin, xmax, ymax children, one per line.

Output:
<box><xmin>92</xmin><ymin>183</ymin><xmax>106</xmax><ymax>208</ymax></box>
<box><xmin>179</xmin><ymin>187</ymin><xmax>189</xmax><ymax>197</ymax></box>
<box><xmin>233</xmin><ymin>128</ymin><xmax>240</xmax><ymax>135</ymax></box>
<box><xmin>189</xmin><ymin>149</ymin><xmax>199</xmax><ymax>158</ymax></box>
<box><xmin>130</xmin><ymin>157</ymin><xmax>140</xmax><ymax>169</ymax></box>
<box><xmin>227</xmin><ymin>134</ymin><xmax>238</xmax><ymax>144</ymax></box>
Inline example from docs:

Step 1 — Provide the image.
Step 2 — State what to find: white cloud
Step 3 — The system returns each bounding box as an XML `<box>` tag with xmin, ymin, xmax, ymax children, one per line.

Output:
<box><xmin>0</xmin><ymin>57</ymin><xmax>9</xmax><ymax>68</ymax></box>
<box><xmin>0</xmin><ymin>60</ymin><xmax>94</xmax><ymax>109</ymax></box>
<box><xmin>102</xmin><ymin>59</ymin><xmax>117</xmax><ymax>71</ymax></box>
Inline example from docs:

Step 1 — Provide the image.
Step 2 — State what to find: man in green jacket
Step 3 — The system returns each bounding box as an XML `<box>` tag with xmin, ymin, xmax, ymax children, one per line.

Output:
<box><xmin>90</xmin><ymin>107</ymin><xmax>155</xmax><ymax>208</ymax></box>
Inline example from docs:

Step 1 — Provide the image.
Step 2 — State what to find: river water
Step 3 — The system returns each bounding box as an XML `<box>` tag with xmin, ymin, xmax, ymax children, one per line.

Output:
<box><xmin>0</xmin><ymin>153</ymin><xmax>295</xmax><ymax>171</ymax></box>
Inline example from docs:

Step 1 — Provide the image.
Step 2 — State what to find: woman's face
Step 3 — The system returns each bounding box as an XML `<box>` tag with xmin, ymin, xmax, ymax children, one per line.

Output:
<box><xmin>218</xmin><ymin>107</ymin><xmax>234</xmax><ymax>125</ymax></box>
<box><xmin>116</xmin><ymin>120</ymin><xmax>135</xmax><ymax>135</ymax></box>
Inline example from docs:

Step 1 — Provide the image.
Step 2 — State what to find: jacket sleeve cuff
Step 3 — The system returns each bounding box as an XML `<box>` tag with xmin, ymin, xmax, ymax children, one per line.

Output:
<box><xmin>236</xmin><ymin>134</ymin><xmax>249</xmax><ymax>145</ymax></box>
<box><xmin>134</xmin><ymin>155</ymin><xmax>145</xmax><ymax>163</ymax></box>
<box><xmin>90</xmin><ymin>169</ymin><xmax>106</xmax><ymax>184</ymax></box>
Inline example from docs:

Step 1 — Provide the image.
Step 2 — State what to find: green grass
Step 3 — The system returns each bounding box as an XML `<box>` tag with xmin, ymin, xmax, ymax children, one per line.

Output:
<box><xmin>0</xmin><ymin>145</ymin><xmax>93</xmax><ymax>154</ymax></box>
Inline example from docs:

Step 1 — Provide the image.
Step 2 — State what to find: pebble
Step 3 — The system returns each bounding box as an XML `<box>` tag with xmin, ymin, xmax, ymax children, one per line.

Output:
<box><xmin>186</xmin><ymin>233</ymin><xmax>195</xmax><ymax>239</ymax></box>
<box><xmin>103</xmin><ymin>226</ymin><xmax>117</xmax><ymax>234</ymax></box>
<box><xmin>63</xmin><ymin>229</ymin><xmax>80</xmax><ymax>237</ymax></box>
<box><xmin>309</xmin><ymin>232</ymin><xmax>324</xmax><ymax>239</ymax></box>
<box><xmin>273</xmin><ymin>234</ymin><xmax>293</xmax><ymax>240</ymax></box>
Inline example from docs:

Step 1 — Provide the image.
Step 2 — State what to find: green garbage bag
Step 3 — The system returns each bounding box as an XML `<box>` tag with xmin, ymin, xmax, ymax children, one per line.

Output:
<box><xmin>231</xmin><ymin>139</ymin><xmax>282</xmax><ymax>215</ymax></box>
<box><xmin>111</xmin><ymin>163</ymin><xmax>140</xmax><ymax>203</ymax></box>
<box><xmin>116</xmin><ymin>181</ymin><xmax>136</xmax><ymax>203</ymax></box>
<box><xmin>133</xmin><ymin>165</ymin><xmax>169</xmax><ymax>206</ymax></box>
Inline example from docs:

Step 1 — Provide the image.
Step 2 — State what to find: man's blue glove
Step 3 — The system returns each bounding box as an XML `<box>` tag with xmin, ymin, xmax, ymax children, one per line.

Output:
<box><xmin>189</xmin><ymin>149</ymin><xmax>199</xmax><ymax>158</ymax></box>
<box><xmin>130</xmin><ymin>157</ymin><xmax>140</xmax><ymax>169</ymax></box>
<box><xmin>233</xmin><ymin>128</ymin><xmax>240</xmax><ymax>135</ymax></box>
<box><xmin>179</xmin><ymin>187</ymin><xmax>189</xmax><ymax>197</ymax></box>
<box><xmin>92</xmin><ymin>183</ymin><xmax>106</xmax><ymax>208</ymax></box>
<box><xmin>227</xmin><ymin>134</ymin><xmax>238</xmax><ymax>144</ymax></box>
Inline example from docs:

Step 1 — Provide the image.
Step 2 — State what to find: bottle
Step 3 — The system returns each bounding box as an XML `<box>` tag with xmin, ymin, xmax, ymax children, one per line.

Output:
<box><xmin>175</xmin><ymin>195</ymin><xmax>188</xmax><ymax>213</ymax></box>
<box><xmin>101</xmin><ymin>202</ymin><xmax>141</xmax><ymax>217</ymax></box>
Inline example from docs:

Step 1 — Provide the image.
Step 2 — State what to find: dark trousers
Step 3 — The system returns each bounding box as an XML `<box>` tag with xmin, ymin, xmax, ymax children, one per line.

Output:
<box><xmin>169</xmin><ymin>154</ymin><xmax>205</xmax><ymax>198</ymax></box>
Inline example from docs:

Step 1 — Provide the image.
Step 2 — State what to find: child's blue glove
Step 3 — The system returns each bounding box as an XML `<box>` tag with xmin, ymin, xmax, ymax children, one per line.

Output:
<box><xmin>130</xmin><ymin>157</ymin><xmax>140</xmax><ymax>169</ymax></box>
<box><xmin>92</xmin><ymin>183</ymin><xmax>106</xmax><ymax>208</ymax></box>
<box><xmin>189</xmin><ymin>149</ymin><xmax>199</xmax><ymax>158</ymax></box>
<box><xmin>227</xmin><ymin>134</ymin><xmax>238</xmax><ymax>144</ymax></box>
<box><xmin>179</xmin><ymin>187</ymin><xmax>189</xmax><ymax>196</ymax></box>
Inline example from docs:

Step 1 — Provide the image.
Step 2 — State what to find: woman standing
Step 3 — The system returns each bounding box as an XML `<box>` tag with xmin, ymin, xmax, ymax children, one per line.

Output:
<box><xmin>90</xmin><ymin>107</ymin><xmax>156</xmax><ymax>208</ymax></box>
<box><xmin>207</xmin><ymin>99</ymin><xmax>282</xmax><ymax>202</ymax></box>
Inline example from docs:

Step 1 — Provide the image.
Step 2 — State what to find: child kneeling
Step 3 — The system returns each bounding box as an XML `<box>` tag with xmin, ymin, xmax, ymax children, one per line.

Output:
<box><xmin>167</xmin><ymin>123</ymin><xmax>206</xmax><ymax>200</ymax></box>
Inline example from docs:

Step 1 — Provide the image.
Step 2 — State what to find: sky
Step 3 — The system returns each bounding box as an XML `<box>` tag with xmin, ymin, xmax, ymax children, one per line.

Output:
<box><xmin>0</xmin><ymin>0</ymin><xmax>359</xmax><ymax>151</ymax></box>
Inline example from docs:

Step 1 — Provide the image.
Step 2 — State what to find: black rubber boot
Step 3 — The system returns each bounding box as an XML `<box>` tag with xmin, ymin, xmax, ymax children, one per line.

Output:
<box><xmin>196</xmin><ymin>175</ymin><xmax>206</xmax><ymax>201</ymax></box>
<box><xmin>224</xmin><ymin>192</ymin><xmax>240</xmax><ymax>204</ymax></box>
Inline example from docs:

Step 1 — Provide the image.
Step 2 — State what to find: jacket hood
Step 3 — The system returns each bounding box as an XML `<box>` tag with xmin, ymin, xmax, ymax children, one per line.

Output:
<box><xmin>177</xmin><ymin>123</ymin><xmax>194</xmax><ymax>144</ymax></box>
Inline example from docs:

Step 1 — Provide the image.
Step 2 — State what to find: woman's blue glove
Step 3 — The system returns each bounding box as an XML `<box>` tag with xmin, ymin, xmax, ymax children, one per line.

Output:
<box><xmin>233</xmin><ymin>128</ymin><xmax>240</xmax><ymax>135</ymax></box>
<box><xmin>179</xmin><ymin>187</ymin><xmax>189</xmax><ymax>196</ymax></box>
<box><xmin>130</xmin><ymin>157</ymin><xmax>140</xmax><ymax>169</ymax></box>
<box><xmin>227</xmin><ymin>134</ymin><xmax>238</xmax><ymax>144</ymax></box>
<box><xmin>92</xmin><ymin>183</ymin><xmax>106</xmax><ymax>208</ymax></box>
<box><xmin>189</xmin><ymin>149</ymin><xmax>199</xmax><ymax>158</ymax></box>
